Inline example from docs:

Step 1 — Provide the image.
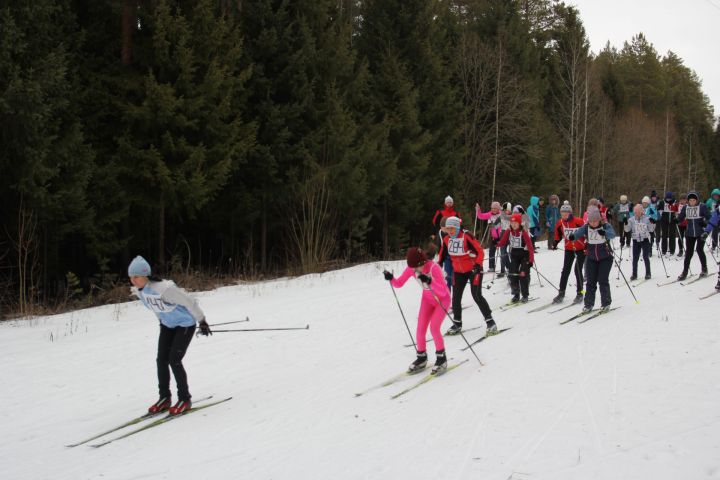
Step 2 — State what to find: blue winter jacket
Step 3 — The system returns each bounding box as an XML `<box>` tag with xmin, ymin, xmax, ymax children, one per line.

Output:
<box><xmin>705</xmin><ymin>209</ymin><xmax>720</xmax><ymax>234</ymax></box>
<box><xmin>545</xmin><ymin>204</ymin><xmax>560</xmax><ymax>232</ymax></box>
<box><xmin>572</xmin><ymin>223</ymin><xmax>616</xmax><ymax>262</ymax></box>
<box><xmin>678</xmin><ymin>202</ymin><xmax>708</xmax><ymax>238</ymax></box>
<box><xmin>528</xmin><ymin>196</ymin><xmax>540</xmax><ymax>228</ymax></box>
<box><xmin>644</xmin><ymin>204</ymin><xmax>658</xmax><ymax>222</ymax></box>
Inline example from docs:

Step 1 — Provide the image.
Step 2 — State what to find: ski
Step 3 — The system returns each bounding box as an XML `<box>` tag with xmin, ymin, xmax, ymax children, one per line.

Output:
<box><xmin>657</xmin><ymin>275</ymin><xmax>695</xmax><ymax>287</ymax></box>
<box><xmin>548</xmin><ymin>299</ymin><xmax>583</xmax><ymax>314</ymax></box>
<box><xmin>680</xmin><ymin>275</ymin><xmax>710</xmax><ymax>286</ymax></box>
<box><xmin>65</xmin><ymin>395</ymin><xmax>214</xmax><ymax>448</ymax></box>
<box><xmin>354</xmin><ymin>368</ymin><xmax>426</xmax><ymax>397</ymax></box>
<box><xmin>559</xmin><ymin>309</ymin><xmax>593</xmax><ymax>325</ymax></box>
<box><xmin>498</xmin><ymin>297</ymin><xmax>538</xmax><ymax>311</ymax></box>
<box><xmin>460</xmin><ymin>327</ymin><xmax>513</xmax><ymax>351</ymax></box>
<box><xmin>527</xmin><ymin>302</ymin><xmax>556</xmax><ymax>313</ymax></box>
<box><xmin>577</xmin><ymin>307</ymin><xmax>621</xmax><ymax>324</ymax></box>
<box><xmin>390</xmin><ymin>359</ymin><xmax>469</xmax><ymax>400</ymax></box>
<box><xmin>90</xmin><ymin>397</ymin><xmax>232</xmax><ymax>448</ymax></box>
<box><xmin>700</xmin><ymin>290</ymin><xmax>720</xmax><ymax>300</ymax></box>
<box><xmin>631</xmin><ymin>278</ymin><xmax>650</xmax><ymax>288</ymax></box>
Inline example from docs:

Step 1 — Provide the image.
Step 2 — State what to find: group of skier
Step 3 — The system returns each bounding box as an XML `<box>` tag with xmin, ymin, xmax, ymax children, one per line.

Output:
<box><xmin>384</xmin><ymin>189</ymin><xmax>720</xmax><ymax>376</ymax></box>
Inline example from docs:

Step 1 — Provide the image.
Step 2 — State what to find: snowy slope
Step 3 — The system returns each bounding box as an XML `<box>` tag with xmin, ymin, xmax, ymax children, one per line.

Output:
<box><xmin>1</xmin><ymin>241</ymin><xmax>719</xmax><ymax>480</ymax></box>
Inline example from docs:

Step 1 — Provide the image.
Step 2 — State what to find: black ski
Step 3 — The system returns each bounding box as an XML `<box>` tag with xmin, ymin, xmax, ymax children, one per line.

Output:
<box><xmin>390</xmin><ymin>359</ymin><xmax>469</xmax><ymax>399</ymax></box>
<box><xmin>577</xmin><ymin>307</ymin><xmax>621</xmax><ymax>324</ymax></box>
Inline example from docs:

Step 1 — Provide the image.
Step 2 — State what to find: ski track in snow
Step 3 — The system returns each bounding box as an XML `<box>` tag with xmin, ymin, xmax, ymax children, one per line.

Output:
<box><xmin>1</xmin><ymin>241</ymin><xmax>720</xmax><ymax>479</ymax></box>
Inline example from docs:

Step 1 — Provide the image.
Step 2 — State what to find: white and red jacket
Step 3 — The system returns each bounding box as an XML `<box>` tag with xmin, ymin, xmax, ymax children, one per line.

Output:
<box><xmin>496</xmin><ymin>228</ymin><xmax>535</xmax><ymax>263</ymax></box>
<box><xmin>438</xmin><ymin>230</ymin><xmax>485</xmax><ymax>273</ymax></box>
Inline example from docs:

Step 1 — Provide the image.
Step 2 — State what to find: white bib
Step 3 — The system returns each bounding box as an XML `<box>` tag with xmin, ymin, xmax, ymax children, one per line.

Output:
<box><xmin>141</xmin><ymin>293</ymin><xmax>176</xmax><ymax>314</ymax></box>
<box><xmin>563</xmin><ymin>227</ymin><xmax>577</xmax><ymax>239</ymax></box>
<box><xmin>587</xmin><ymin>228</ymin><xmax>605</xmax><ymax>245</ymax></box>
<box><xmin>635</xmin><ymin>223</ymin><xmax>648</xmax><ymax>236</ymax></box>
<box><xmin>685</xmin><ymin>206</ymin><xmax>700</xmax><ymax>219</ymax></box>
<box><xmin>509</xmin><ymin>233</ymin><xmax>523</xmax><ymax>249</ymax></box>
<box><xmin>619</xmin><ymin>204</ymin><xmax>629</xmax><ymax>213</ymax></box>
<box><xmin>447</xmin><ymin>237</ymin><xmax>467</xmax><ymax>256</ymax></box>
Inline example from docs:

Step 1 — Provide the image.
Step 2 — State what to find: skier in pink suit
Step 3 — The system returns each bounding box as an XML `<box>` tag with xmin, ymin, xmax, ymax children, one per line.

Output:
<box><xmin>384</xmin><ymin>246</ymin><xmax>451</xmax><ymax>374</ymax></box>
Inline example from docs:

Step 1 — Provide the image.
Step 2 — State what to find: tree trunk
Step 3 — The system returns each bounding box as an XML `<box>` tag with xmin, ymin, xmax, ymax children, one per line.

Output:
<box><xmin>158</xmin><ymin>190</ymin><xmax>165</xmax><ymax>266</ymax></box>
<box><xmin>121</xmin><ymin>0</ymin><xmax>134</xmax><ymax>66</ymax></box>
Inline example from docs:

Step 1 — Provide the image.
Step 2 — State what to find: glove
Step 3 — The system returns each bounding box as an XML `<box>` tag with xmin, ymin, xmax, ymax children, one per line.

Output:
<box><xmin>198</xmin><ymin>319</ymin><xmax>212</xmax><ymax>336</ymax></box>
<box><xmin>383</xmin><ymin>270</ymin><xmax>393</xmax><ymax>281</ymax></box>
<box><xmin>550</xmin><ymin>244</ymin><xmax>557</xmax><ymax>251</ymax></box>
<box><xmin>527</xmin><ymin>261</ymin><xmax>533</xmax><ymax>268</ymax></box>
<box><xmin>417</xmin><ymin>273</ymin><xmax>432</xmax><ymax>285</ymax></box>
<box><xmin>472</xmin><ymin>264</ymin><xmax>483</xmax><ymax>275</ymax></box>
<box><xmin>701</xmin><ymin>231</ymin><xmax>709</xmax><ymax>242</ymax></box>
<box><xmin>649</xmin><ymin>218</ymin><xmax>656</xmax><ymax>224</ymax></box>
<box><xmin>568</xmin><ymin>234</ymin><xmax>576</xmax><ymax>241</ymax></box>
<box><xmin>597</xmin><ymin>228</ymin><xmax>606</xmax><ymax>236</ymax></box>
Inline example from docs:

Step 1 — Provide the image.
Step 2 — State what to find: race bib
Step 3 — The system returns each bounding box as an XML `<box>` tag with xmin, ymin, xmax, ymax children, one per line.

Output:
<box><xmin>563</xmin><ymin>227</ymin><xmax>577</xmax><ymax>239</ymax></box>
<box><xmin>635</xmin><ymin>223</ymin><xmax>648</xmax><ymax>236</ymax></box>
<box><xmin>685</xmin><ymin>206</ymin><xmax>701</xmax><ymax>219</ymax></box>
<box><xmin>141</xmin><ymin>293</ymin><xmax>176</xmax><ymax>314</ymax></box>
<box><xmin>587</xmin><ymin>228</ymin><xmax>605</xmax><ymax>244</ymax></box>
<box><xmin>509</xmin><ymin>234</ymin><xmax>523</xmax><ymax>249</ymax></box>
<box><xmin>447</xmin><ymin>237</ymin><xmax>466</xmax><ymax>256</ymax></box>
<box><xmin>619</xmin><ymin>204</ymin><xmax>629</xmax><ymax>213</ymax></box>
<box><xmin>501</xmin><ymin>218</ymin><xmax>510</xmax><ymax>230</ymax></box>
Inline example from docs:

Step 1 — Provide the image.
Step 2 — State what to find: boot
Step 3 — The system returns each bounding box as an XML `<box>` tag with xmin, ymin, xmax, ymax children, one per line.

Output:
<box><xmin>408</xmin><ymin>351</ymin><xmax>428</xmax><ymax>373</ymax></box>
<box><xmin>630</xmin><ymin>273</ymin><xmax>637</xmax><ymax>281</ymax></box>
<box><xmin>485</xmin><ymin>318</ymin><xmax>498</xmax><ymax>336</ymax></box>
<box><xmin>168</xmin><ymin>399</ymin><xmax>192</xmax><ymax>415</ymax></box>
<box><xmin>573</xmin><ymin>293</ymin><xmax>584</xmax><ymax>303</ymax></box>
<box><xmin>511</xmin><ymin>293</ymin><xmax>520</xmax><ymax>303</ymax></box>
<box><xmin>552</xmin><ymin>290</ymin><xmax>565</xmax><ymax>304</ymax></box>
<box><xmin>431</xmin><ymin>350</ymin><xmax>447</xmax><ymax>375</ymax></box>
<box><xmin>446</xmin><ymin>321</ymin><xmax>462</xmax><ymax>336</ymax></box>
<box><xmin>645</xmin><ymin>273</ymin><xmax>651</xmax><ymax>280</ymax></box>
<box><xmin>700</xmin><ymin>267</ymin><xmax>709</xmax><ymax>278</ymax></box>
<box><xmin>677</xmin><ymin>270</ymin><xmax>688</xmax><ymax>281</ymax></box>
<box><xmin>582</xmin><ymin>305</ymin><xmax>592</xmax><ymax>314</ymax></box>
<box><xmin>148</xmin><ymin>396</ymin><xmax>171</xmax><ymax>414</ymax></box>
<box><xmin>520</xmin><ymin>296</ymin><xmax>529</xmax><ymax>303</ymax></box>
<box><xmin>715</xmin><ymin>278</ymin><xmax>720</xmax><ymax>291</ymax></box>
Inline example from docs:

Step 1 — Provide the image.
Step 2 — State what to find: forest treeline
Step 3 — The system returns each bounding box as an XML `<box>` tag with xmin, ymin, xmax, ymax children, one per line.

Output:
<box><xmin>1</xmin><ymin>0</ymin><xmax>719</xmax><ymax>316</ymax></box>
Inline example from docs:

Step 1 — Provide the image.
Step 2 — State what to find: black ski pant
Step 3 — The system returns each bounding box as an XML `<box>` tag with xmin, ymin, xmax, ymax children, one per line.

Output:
<box><xmin>508</xmin><ymin>251</ymin><xmax>531</xmax><ymax>298</ymax></box>
<box><xmin>489</xmin><ymin>241</ymin><xmax>498</xmax><ymax>271</ymax></box>
<box><xmin>452</xmin><ymin>270</ymin><xmax>493</xmax><ymax>323</ymax></box>
<box><xmin>632</xmin><ymin>239</ymin><xmax>651</xmax><ymax>277</ymax></box>
<box><xmin>157</xmin><ymin>324</ymin><xmax>196</xmax><ymax>401</ymax></box>
<box><xmin>500</xmin><ymin>245</ymin><xmax>509</xmax><ymax>273</ymax></box>
<box><xmin>619</xmin><ymin>227</ymin><xmax>631</xmax><ymax>248</ymax></box>
<box><xmin>584</xmin><ymin>256</ymin><xmax>612</xmax><ymax>309</ymax></box>
<box><xmin>713</xmin><ymin>225</ymin><xmax>720</xmax><ymax>250</ymax></box>
<box><xmin>558</xmin><ymin>249</ymin><xmax>585</xmax><ymax>294</ymax></box>
<box><xmin>660</xmin><ymin>220</ymin><xmax>676</xmax><ymax>254</ymax></box>
<box><xmin>683</xmin><ymin>236</ymin><xmax>707</xmax><ymax>273</ymax></box>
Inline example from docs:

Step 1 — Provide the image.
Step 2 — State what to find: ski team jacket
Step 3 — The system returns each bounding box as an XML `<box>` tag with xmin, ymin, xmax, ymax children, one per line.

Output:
<box><xmin>133</xmin><ymin>280</ymin><xmax>204</xmax><ymax>328</ymax></box>
<box><xmin>432</xmin><ymin>207</ymin><xmax>461</xmax><ymax>229</ymax></box>
<box><xmin>657</xmin><ymin>199</ymin><xmax>678</xmax><ymax>224</ymax></box>
<box><xmin>527</xmin><ymin>196</ymin><xmax>540</xmax><ymax>229</ymax></box>
<box><xmin>438</xmin><ymin>230</ymin><xmax>485</xmax><ymax>274</ymax></box>
<box><xmin>476</xmin><ymin>210</ymin><xmax>503</xmax><ymax>240</ymax></box>
<box><xmin>545</xmin><ymin>204</ymin><xmax>560</xmax><ymax>232</ymax></box>
<box><xmin>704</xmin><ymin>208</ymin><xmax>720</xmax><ymax>234</ymax></box>
<box><xmin>644</xmin><ymin>204</ymin><xmax>659</xmax><ymax>222</ymax></box>
<box><xmin>678</xmin><ymin>202</ymin><xmax>708</xmax><ymax>238</ymax></box>
<box><xmin>612</xmin><ymin>202</ymin><xmax>633</xmax><ymax>223</ymax></box>
<box><xmin>554</xmin><ymin>216</ymin><xmax>586</xmax><ymax>251</ymax></box>
<box><xmin>624</xmin><ymin>215</ymin><xmax>655</xmax><ymax>242</ymax></box>
<box><xmin>391</xmin><ymin>262</ymin><xmax>450</xmax><ymax>303</ymax></box>
<box><xmin>705</xmin><ymin>188</ymin><xmax>720</xmax><ymax>211</ymax></box>
<box><xmin>496</xmin><ymin>228</ymin><xmax>535</xmax><ymax>263</ymax></box>
<box><xmin>571</xmin><ymin>223</ymin><xmax>616</xmax><ymax>262</ymax></box>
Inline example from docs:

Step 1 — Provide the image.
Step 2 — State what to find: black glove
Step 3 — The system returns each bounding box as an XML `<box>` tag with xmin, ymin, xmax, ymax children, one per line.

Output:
<box><xmin>417</xmin><ymin>273</ymin><xmax>431</xmax><ymax>285</ymax></box>
<box><xmin>550</xmin><ymin>244</ymin><xmax>557</xmax><ymax>251</ymax></box>
<box><xmin>527</xmin><ymin>261</ymin><xmax>534</xmax><ymax>268</ymax></box>
<box><xmin>649</xmin><ymin>218</ymin><xmax>656</xmax><ymax>224</ymax></box>
<box><xmin>701</xmin><ymin>231</ymin><xmax>710</xmax><ymax>242</ymax></box>
<box><xmin>568</xmin><ymin>234</ymin><xmax>576</xmax><ymax>241</ymax></box>
<box><xmin>597</xmin><ymin>228</ymin><xmax>606</xmax><ymax>236</ymax></box>
<box><xmin>472</xmin><ymin>264</ymin><xmax>483</xmax><ymax>275</ymax></box>
<box><xmin>383</xmin><ymin>270</ymin><xmax>393</xmax><ymax>281</ymax></box>
<box><xmin>198</xmin><ymin>319</ymin><xmax>212</xmax><ymax>336</ymax></box>
<box><xmin>623</xmin><ymin>218</ymin><xmax>629</xmax><ymax>225</ymax></box>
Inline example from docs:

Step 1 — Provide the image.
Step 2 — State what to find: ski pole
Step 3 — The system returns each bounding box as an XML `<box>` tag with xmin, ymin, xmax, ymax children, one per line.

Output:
<box><xmin>210</xmin><ymin>325</ymin><xmax>309</xmax><ymax>332</ymax></box>
<box><xmin>387</xmin><ymin>281</ymin><xmax>417</xmax><ymax>352</ymax></box>
<box><xmin>657</xmin><ymin>242</ymin><xmax>669</xmax><ymax>278</ymax></box>
<box><xmin>606</xmin><ymin>238</ymin><xmax>639</xmax><ymax>304</ymax></box>
<box><xmin>473</xmin><ymin>206</ymin><xmax>479</xmax><ymax>237</ymax></box>
<box><xmin>428</xmin><ymin>288</ymin><xmax>484</xmax><ymax>367</ymax></box>
<box><xmin>209</xmin><ymin>317</ymin><xmax>250</xmax><ymax>327</ymax></box>
<box><xmin>675</xmin><ymin>223</ymin><xmax>685</xmax><ymax>256</ymax></box>
<box><xmin>532</xmin><ymin>261</ymin><xmax>559</xmax><ymax>291</ymax></box>
<box><xmin>616</xmin><ymin>244</ymin><xmax>623</xmax><ymax>280</ymax></box>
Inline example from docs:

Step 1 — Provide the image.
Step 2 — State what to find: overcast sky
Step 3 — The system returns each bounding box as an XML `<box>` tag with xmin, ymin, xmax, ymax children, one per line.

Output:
<box><xmin>569</xmin><ymin>0</ymin><xmax>720</xmax><ymax>120</ymax></box>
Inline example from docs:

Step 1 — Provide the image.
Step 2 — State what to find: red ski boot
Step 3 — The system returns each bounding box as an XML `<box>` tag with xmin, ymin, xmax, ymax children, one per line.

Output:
<box><xmin>168</xmin><ymin>399</ymin><xmax>192</xmax><ymax>415</ymax></box>
<box><xmin>148</xmin><ymin>397</ymin><xmax>171</xmax><ymax>414</ymax></box>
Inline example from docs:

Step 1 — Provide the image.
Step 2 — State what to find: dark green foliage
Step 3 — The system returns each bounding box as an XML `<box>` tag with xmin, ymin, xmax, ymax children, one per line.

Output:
<box><xmin>0</xmin><ymin>0</ymin><xmax>716</xmax><ymax>313</ymax></box>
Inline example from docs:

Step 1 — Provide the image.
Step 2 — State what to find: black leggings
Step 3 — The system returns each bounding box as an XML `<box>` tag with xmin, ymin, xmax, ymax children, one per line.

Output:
<box><xmin>559</xmin><ymin>249</ymin><xmax>585</xmax><ymax>294</ymax></box>
<box><xmin>632</xmin><ymin>239</ymin><xmax>651</xmax><ymax>276</ymax></box>
<box><xmin>584</xmin><ymin>257</ymin><xmax>612</xmax><ymax>309</ymax></box>
<box><xmin>157</xmin><ymin>324</ymin><xmax>196</xmax><ymax>401</ymax></box>
<box><xmin>683</xmin><ymin>236</ymin><xmax>707</xmax><ymax>272</ymax></box>
<box><xmin>452</xmin><ymin>271</ymin><xmax>493</xmax><ymax>322</ymax></box>
<box><xmin>509</xmin><ymin>251</ymin><xmax>531</xmax><ymax>298</ymax></box>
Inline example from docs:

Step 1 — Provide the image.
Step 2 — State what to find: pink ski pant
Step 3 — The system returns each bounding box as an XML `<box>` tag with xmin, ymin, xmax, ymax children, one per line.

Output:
<box><xmin>417</xmin><ymin>297</ymin><xmax>450</xmax><ymax>352</ymax></box>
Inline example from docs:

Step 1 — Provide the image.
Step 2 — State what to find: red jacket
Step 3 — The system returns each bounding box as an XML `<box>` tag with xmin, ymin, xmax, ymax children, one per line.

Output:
<box><xmin>497</xmin><ymin>228</ymin><xmax>535</xmax><ymax>263</ymax></box>
<box><xmin>554</xmin><ymin>216</ymin><xmax>586</xmax><ymax>251</ymax></box>
<box><xmin>432</xmin><ymin>207</ymin><xmax>461</xmax><ymax>229</ymax></box>
<box><xmin>438</xmin><ymin>230</ymin><xmax>484</xmax><ymax>273</ymax></box>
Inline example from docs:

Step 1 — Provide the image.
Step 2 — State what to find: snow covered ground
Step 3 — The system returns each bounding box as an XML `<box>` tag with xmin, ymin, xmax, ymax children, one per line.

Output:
<box><xmin>1</xmin><ymin>240</ymin><xmax>719</xmax><ymax>480</ymax></box>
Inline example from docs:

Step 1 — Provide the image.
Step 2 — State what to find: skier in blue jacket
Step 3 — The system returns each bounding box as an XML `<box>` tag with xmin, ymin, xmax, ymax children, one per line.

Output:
<box><xmin>527</xmin><ymin>195</ymin><xmax>541</xmax><ymax>250</ymax></box>
<box><xmin>545</xmin><ymin>194</ymin><xmax>560</xmax><ymax>249</ymax></box>
<box><xmin>129</xmin><ymin>256</ymin><xmax>212</xmax><ymax>415</ymax></box>
<box><xmin>568</xmin><ymin>207</ymin><xmax>616</xmax><ymax>313</ymax></box>
<box><xmin>677</xmin><ymin>191</ymin><xmax>709</xmax><ymax>281</ymax></box>
<box><xmin>642</xmin><ymin>195</ymin><xmax>659</xmax><ymax>256</ymax></box>
<box><xmin>703</xmin><ymin>207</ymin><xmax>720</xmax><ymax>291</ymax></box>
